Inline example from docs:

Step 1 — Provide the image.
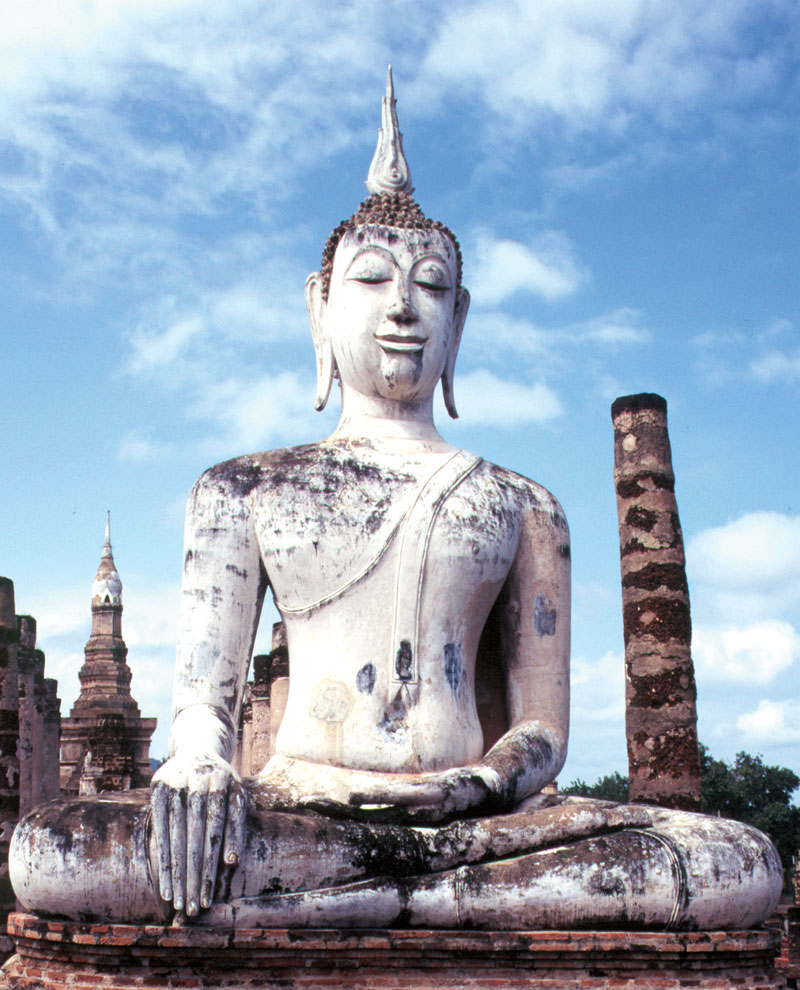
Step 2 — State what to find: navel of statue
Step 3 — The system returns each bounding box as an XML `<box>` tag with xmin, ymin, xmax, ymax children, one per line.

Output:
<box><xmin>9</xmin><ymin>68</ymin><xmax>783</xmax><ymax>931</ymax></box>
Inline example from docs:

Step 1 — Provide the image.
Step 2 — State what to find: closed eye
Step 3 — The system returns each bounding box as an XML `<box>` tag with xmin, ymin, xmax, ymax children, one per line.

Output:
<box><xmin>349</xmin><ymin>272</ymin><xmax>392</xmax><ymax>284</ymax></box>
<box><xmin>414</xmin><ymin>279</ymin><xmax>450</xmax><ymax>292</ymax></box>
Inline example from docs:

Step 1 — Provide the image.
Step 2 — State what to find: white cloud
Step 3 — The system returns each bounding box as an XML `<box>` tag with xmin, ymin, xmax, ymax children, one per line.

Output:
<box><xmin>736</xmin><ymin>699</ymin><xmax>800</xmax><ymax>745</ymax></box>
<box><xmin>122</xmin><ymin>579</ymin><xmax>180</xmax><ymax>651</ymax></box>
<box><xmin>688</xmin><ymin>511</ymin><xmax>800</xmax><ymax>619</ymax></box>
<box><xmin>420</xmin><ymin>0</ymin><xmax>789</xmax><ymax>132</ymax></box>
<box><xmin>187</xmin><ymin>370</ymin><xmax>337</xmax><ymax>455</ymax></box>
<box><xmin>462</xmin><ymin>308</ymin><xmax>649</xmax><ymax>365</ymax></box>
<box><xmin>118</xmin><ymin>432</ymin><xmax>179</xmax><ymax>464</ymax></box>
<box><xmin>693</xmin><ymin>319</ymin><xmax>798</xmax><ymax>386</ymax></box>
<box><xmin>578</xmin><ymin>309</ymin><xmax>650</xmax><ymax>346</ymax></box>
<box><xmin>445</xmin><ymin>369</ymin><xmax>564</xmax><ymax>427</ymax></box>
<box><xmin>22</xmin><ymin>586</ymin><xmax>90</xmax><ymax>640</ymax></box>
<box><xmin>571</xmin><ymin>650</ymin><xmax>625</xmax><ymax>722</ymax></box>
<box><xmin>1</xmin><ymin>0</ymin><xmax>791</xmax><ymax>284</ymax></box>
<box><xmin>128</xmin><ymin>315</ymin><xmax>206</xmax><ymax>376</ymax></box>
<box><xmin>748</xmin><ymin>348</ymin><xmax>800</xmax><ymax>383</ymax></box>
<box><xmin>693</xmin><ymin>620</ymin><xmax>799</xmax><ymax>684</ymax></box>
<box><xmin>469</xmin><ymin>232</ymin><xmax>586</xmax><ymax>305</ymax></box>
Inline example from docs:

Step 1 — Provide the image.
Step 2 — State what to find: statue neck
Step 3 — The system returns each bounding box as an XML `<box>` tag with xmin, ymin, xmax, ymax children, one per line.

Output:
<box><xmin>331</xmin><ymin>387</ymin><xmax>450</xmax><ymax>449</ymax></box>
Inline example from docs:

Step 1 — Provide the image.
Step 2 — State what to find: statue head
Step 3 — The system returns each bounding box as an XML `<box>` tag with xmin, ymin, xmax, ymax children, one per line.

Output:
<box><xmin>306</xmin><ymin>68</ymin><xmax>469</xmax><ymax>419</ymax></box>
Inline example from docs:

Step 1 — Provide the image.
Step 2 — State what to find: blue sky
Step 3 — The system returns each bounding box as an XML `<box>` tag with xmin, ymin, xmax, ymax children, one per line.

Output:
<box><xmin>1</xmin><ymin>0</ymin><xmax>798</xmax><ymax>787</ymax></box>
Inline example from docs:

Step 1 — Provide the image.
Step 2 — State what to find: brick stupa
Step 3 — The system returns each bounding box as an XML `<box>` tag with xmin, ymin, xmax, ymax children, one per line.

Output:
<box><xmin>59</xmin><ymin>515</ymin><xmax>156</xmax><ymax>795</ymax></box>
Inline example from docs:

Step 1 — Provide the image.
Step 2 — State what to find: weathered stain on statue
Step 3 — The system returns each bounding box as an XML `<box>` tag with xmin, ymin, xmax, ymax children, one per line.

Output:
<box><xmin>443</xmin><ymin>643</ymin><xmax>462</xmax><ymax>694</ymax></box>
<box><xmin>534</xmin><ymin>596</ymin><xmax>557</xmax><ymax>637</ymax></box>
<box><xmin>378</xmin><ymin>691</ymin><xmax>408</xmax><ymax>740</ymax></box>
<box><xmin>356</xmin><ymin>663</ymin><xmax>377</xmax><ymax>694</ymax></box>
<box><xmin>309</xmin><ymin>679</ymin><xmax>352</xmax><ymax>723</ymax></box>
<box><xmin>395</xmin><ymin>641</ymin><xmax>413</xmax><ymax>682</ymax></box>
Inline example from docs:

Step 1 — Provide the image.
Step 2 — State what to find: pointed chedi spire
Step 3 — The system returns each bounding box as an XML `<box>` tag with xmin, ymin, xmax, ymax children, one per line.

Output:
<box><xmin>365</xmin><ymin>65</ymin><xmax>414</xmax><ymax>196</ymax></box>
<box><xmin>60</xmin><ymin>513</ymin><xmax>157</xmax><ymax>795</ymax></box>
<box><xmin>102</xmin><ymin>510</ymin><xmax>112</xmax><ymax>558</ymax></box>
<box><xmin>92</xmin><ymin>511</ymin><xmax>122</xmax><ymax>606</ymax></box>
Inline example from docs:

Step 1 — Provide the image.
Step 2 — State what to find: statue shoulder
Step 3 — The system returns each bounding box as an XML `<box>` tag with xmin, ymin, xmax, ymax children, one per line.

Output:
<box><xmin>481</xmin><ymin>461</ymin><xmax>568</xmax><ymax>531</ymax></box>
<box><xmin>190</xmin><ymin>443</ymin><xmax>327</xmax><ymax>501</ymax></box>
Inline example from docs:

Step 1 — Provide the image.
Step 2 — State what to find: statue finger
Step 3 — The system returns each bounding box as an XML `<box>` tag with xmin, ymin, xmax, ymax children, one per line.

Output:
<box><xmin>200</xmin><ymin>790</ymin><xmax>226</xmax><ymax>909</ymax></box>
<box><xmin>223</xmin><ymin>777</ymin><xmax>246</xmax><ymax>867</ymax></box>
<box><xmin>185</xmin><ymin>789</ymin><xmax>206</xmax><ymax>917</ymax></box>
<box><xmin>168</xmin><ymin>788</ymin><xmax>188</xmax><ymax>913</ymax></box>
<box><xmin>151</xmin><ymin>782</ymin><xmax>173</xmax><ymax>903</ymax></box>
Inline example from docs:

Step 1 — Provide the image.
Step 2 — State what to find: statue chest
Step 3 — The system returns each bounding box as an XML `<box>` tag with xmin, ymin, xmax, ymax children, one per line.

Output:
<box><xmin>252</xmin><ymin>465</ymin><xmax>521</xmax><ymax>619</ymax></box>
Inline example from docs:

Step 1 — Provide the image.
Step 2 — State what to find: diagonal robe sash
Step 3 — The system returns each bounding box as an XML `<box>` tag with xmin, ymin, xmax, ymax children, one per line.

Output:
<box><xmin>274</xmin><ymin>451</ymin><xmax>482</xmax><ymax>692</ymax></box>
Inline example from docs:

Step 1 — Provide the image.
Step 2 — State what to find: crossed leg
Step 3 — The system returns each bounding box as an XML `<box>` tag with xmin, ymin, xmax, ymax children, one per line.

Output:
<box><xmin>10</xmin><ymin>792</ymin><xmax>782</xmax><ymax>930</ymax></box>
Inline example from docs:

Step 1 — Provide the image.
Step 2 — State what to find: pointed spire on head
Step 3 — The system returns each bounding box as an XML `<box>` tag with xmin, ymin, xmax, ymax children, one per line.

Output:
<box><xmin>318</xmin><ymin>65</ymin><xmax>462</xmax><ymax>306</ymax></box>
<box><xmin>366</xmin><ymin>65</ymin><xmax>414</xmax><ymax>196</ymax></box>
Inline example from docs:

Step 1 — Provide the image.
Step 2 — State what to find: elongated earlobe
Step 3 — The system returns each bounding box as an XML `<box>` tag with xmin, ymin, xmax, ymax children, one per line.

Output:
<box><xmin>442</xmin><ymin>286</ymin><xmax>470</xmax><ymax>419</ymax></box>
<box><xmin>305</xmin><ymin>273</ymin><xmax>336</xmax><ymax>411</ymax></box>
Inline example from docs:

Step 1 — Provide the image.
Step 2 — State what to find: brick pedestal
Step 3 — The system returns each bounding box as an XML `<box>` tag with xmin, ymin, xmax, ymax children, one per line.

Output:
<box><xmin>777</xmin><ymin>905</ymin><xmax>800</xmax><ymax>987</ymax></box>
<box><xmin>0</xmin><ymin>913</ymin><xmax>784</xmax><ymax>989</ymax></box>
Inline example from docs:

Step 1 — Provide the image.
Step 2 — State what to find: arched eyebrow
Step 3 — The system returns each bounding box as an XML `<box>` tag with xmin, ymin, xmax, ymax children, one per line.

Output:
<box><xmin>411</xmin><ymin>252</ymin><xmax>450</xmax><ymax>269</ymax></box>
<box><xmin>344</xmin><ymin>244</ymin><xmax>399</xmax><ymax>275</ymax></box>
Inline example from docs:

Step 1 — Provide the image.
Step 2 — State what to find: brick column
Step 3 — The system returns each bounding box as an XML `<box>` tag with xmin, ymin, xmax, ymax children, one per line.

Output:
<box><xmin>29</xmin><ymin>649</ymin><xmax>46</xmax><ymax>809</ymax></box>
<box><xmin>268</xmin><ymin>622</ymin><xmax>289</xmax><ymax>758</ymax></box>
<box><xmin>0</xmin><ymin>579</ymin><xmax>20</xmax><ymax>927</ymax></box>
<box><xmin>611</xmin><ymin>393</ymin><xmax>701</xmax><ymax>811</ymax></box>
<box><xmin>16</xmin><ymin>615</ymin><xmax>36</xmax><ymax>819</ymax></box>
<box><xmin>42</xmin><ymin>678</ymin><xmax>61</xmax><ymax>802</ymax></box>
<box><xmin>249</xmin><ymin>653</ymin><xmax>273</xmax><ymax>772</ymax></box>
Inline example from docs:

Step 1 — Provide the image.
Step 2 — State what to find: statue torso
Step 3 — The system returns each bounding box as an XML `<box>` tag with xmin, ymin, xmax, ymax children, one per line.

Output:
<box><xmin>211</xmin><ymin>439</ymin><xmax>557</xmax><ymax>773</ymax></box>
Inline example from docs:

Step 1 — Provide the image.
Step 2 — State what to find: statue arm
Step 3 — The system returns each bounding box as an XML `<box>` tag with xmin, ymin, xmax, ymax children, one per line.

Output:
<box><xmin>151</xmin><ymin>466</ymin><xmax>267</xmax><ymax>917</ymax></box>
<box><xmin>170</xmin><ymin>467</ymin><xmax>267</xmax><ymax>747</ymax></box>
<box><xmin>480</xmin><ymin>492</ymin><xmax>571</xmax><ymax>805</ymax></box>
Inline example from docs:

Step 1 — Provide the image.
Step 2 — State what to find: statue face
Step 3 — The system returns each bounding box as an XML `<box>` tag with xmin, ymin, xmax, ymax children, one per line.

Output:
<box><xmin>321</xmin><ymin>227</ymin><xmax>465</xmax><ymax>405</ymax></box>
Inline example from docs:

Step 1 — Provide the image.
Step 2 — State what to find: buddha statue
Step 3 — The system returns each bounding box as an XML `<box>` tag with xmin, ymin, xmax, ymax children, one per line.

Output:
<box><xmin>10</xmin><ymin>70</ymin><xmax>782</xmax><ymax>931</ymax></box>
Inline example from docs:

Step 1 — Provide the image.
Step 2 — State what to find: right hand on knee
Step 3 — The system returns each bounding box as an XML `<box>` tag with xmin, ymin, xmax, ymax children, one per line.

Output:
<box><xmin>150</xmin><ymin>753</ymin><xmax>246</xmax><ymax>918</ymax></box>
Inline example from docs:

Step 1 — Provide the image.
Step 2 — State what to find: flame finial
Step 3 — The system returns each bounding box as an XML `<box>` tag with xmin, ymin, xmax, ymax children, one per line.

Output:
<box><xmin>365</xmin><ymin>66</ymin><xmax>414</xmax><ymax>196</ymax></box>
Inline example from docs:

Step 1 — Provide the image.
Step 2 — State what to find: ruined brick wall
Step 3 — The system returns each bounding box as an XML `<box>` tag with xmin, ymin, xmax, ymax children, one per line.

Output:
<box><xmin>0</xmin><ymin>578</ymin><xmax>20</xmax><ymax>944</ymax></box>
<box><xmin>611</xmin><ymin>394</ymin><xmax>701</xmax><ymax>811</ymax></box>
<box><xmin>235</xmin><ymin>621</ymin><xmax>289</xmax><ymax>775</ymax></box>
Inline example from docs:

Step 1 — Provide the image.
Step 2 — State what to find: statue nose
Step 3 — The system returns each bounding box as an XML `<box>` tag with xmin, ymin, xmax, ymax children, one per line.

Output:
<box><xmin>386</xmin><ymin>283</ymin><xmax>418</xmax><ymax>324</ymax></box>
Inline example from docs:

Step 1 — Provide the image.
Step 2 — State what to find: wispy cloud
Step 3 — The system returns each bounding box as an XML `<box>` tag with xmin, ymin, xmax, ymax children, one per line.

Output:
<box><xmin>420</xmin><ymin>0</ymin><xmax>795</xmax><ymax>135</ymax></box>
<box><xmin>693</xmin><ymin>318</ymin><xmax>799</xmax><ymax>386</ymax></box>
<box><xmin>736</xmin><ymin>699</ymin><xmax>800</xmax><ymax>746</ymax></box>
<box><xmin>468</xmin><ymin>232</ymin><xmax>587</xmax><ymax>305</ymax></box>
<box><xmin>442</xmin><ymin>369</ymin><xmax>564</xmax><ymax>427</ymax></box>
<box><xmin>688</xmin><ymin>511</ymin><xmax>800</xmax><ymax>620</ymax></box>
<box><xmin>461</xmin><ymin>308</ymin><xmax>650</xmax><ymax>375</ymax></box>
<box><xmin>3</xmin><ymin>0</ymin><xmax>795</xmax><ymax>282</ymax></box>
<box><xmin>186</xmin><ymin>370</ymin><xmax>336</xmax><ymax>456</ymax></box>
<box><xmin>693</xmin><ymin>620</ymin><xmax>799</xmax><ymax>684</ymax></box>
<box><xmin>126</xmin><ymin>274</ymin><xmax>308</xmax><ymax>383</ymax></box>
<box><xmin>687</xmin><ymin>512</ymin><xmax>800</xmax><ymax>745</ymax></box>
<box><xmin>748</xmin><ymin>348</ymin><xmax>800</xmax><ymax>383</ymax></box>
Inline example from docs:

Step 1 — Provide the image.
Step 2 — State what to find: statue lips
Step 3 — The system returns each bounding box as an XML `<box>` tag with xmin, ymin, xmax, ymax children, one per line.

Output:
<box><xmin>374</xmin><ymin>332</ymin><xmax>427</xmax><ymax>353</ymax></box>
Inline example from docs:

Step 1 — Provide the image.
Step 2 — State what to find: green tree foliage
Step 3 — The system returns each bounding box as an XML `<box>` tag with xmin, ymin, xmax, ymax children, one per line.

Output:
<box><xmin>563</xmin><ymin>770</ymin><xmax>630</xmax><ymax>803</ymax></box>
<box><xmin>698</xmin><ymin>744</ymin><xmax>800</xmax><ymax>881</ymax></box>
<box><xmin>563</xmin><ymin>746</ymin><xmax>800</xmax><ymax>881</ymax></box>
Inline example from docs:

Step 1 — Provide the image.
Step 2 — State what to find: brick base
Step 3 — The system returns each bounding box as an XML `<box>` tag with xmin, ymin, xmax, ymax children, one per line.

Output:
<box><xmin>776</xmin><ymin>905</ymin><xmax>800</xmax><ymax>988</ymax></box>
<box><xmin>0</xmin><ymin>912</ymin><xmax>784</xmax><ymax>990</ymax></box>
